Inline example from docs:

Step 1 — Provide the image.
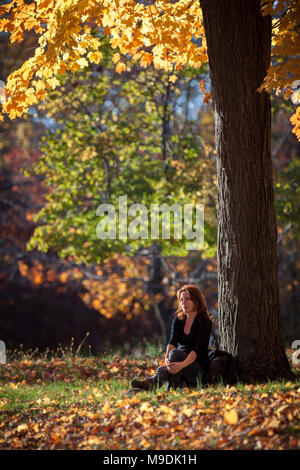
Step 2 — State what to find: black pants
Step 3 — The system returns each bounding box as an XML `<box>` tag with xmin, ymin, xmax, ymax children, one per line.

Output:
<box><xmin>150</xmin><ymin>349</ymin><xmax>205</xmax><ymax>391</ymax></box>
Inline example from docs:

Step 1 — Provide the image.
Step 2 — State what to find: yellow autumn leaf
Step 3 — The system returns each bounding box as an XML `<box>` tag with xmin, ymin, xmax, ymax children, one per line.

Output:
<box><xmin>102</xmin><ymin>401</ymin><xmax>111</xmax><ymax>413</ymax></box>
<box><xmin>112</xmin><ymin>53</ymin><xmax>120</xmax><ymax>64</ymax></box>
<box><xmin>127</xmin><ymin>396</ymin><xmax>141</xmax><ymax>405</ymax></box>
<box><xmin>83</xmin><ymin>436</ymin><xmax>104</xmax><ymax>446</ymax></box>
<box><xmin>88</xmin><ymin>51</ymin><xmax>103</xmax><ymax>64</ymax></box>
<box><xmin>169</xmin><ymin>75</ymin><xmax>177</xmax><ymax>83</ymax></box>
<box><xmin>115</xmin><ymin>62</ymin><xmax>127</xmax><ymax>74</ymax></box>
<box><xmin>140</xmin><ymin>439</ymin><xmax>151</xmax><ymax>448</ymax></box>
<box><xmin>76</xmin><ymin>57</ymin><xmax>89</xmax><ymax>69</ymax></box>
<box><xmin>197</xmin><ymin>408</ymin><xmax>215</xmax><ymax>414</ymax></box>
<box><xmin>9</xmin><ymin>382</ymin><xmax>19</xmax><ymax>389</ymax></box>
<box><xmin>17</xmin><ymin>424</ymin><xmax>29</xmax><ymax>433</ymax></box>
<box><xmin>140</xmin><ymin>402</ymin><xmax>153</xmax><ymax>413</ymax></box>
<box><xmin>224</xmin><ymin>409</ymin><xmax>238</xmax><ymax>425</ymax></box>
<box><xmin>182</xmin><ymin>405</ymin><xmax>193</xmax><ymax>417</ymax></box>
<box><xmin>268</xmin><ymin>417</ymin><xmax>281</xmax><ymax>428</ymax></box>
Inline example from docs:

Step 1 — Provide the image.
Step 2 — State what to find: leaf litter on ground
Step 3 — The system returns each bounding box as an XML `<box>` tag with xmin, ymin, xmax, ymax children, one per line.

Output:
<box><xmin>0</xmin><ymin>350</ymin><xmax>299</xmax><ymax>450</ymax></box>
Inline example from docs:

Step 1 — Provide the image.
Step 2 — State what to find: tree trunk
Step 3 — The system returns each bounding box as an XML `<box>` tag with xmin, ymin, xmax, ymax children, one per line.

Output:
<box><xmin>200</xmin><ymin>0</ymin><xmax>294</xmax><ymax>381</ymax></box>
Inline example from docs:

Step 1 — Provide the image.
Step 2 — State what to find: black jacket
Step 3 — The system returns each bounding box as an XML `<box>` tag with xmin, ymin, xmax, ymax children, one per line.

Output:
<box><xmin>168</xmin><ymin>313</ymin><xmax>212</xmax><ymax>369</ymax></box>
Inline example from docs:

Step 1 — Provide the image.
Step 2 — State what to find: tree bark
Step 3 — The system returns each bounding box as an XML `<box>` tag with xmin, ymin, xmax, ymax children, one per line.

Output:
<box><xmin>200</xmin><ymin>0</ymin><xmax>294</xmax><ymax>381</ymax></box>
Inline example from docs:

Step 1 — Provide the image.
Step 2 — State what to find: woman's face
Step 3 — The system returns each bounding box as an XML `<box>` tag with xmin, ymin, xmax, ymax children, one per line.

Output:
<box><xmin>180</xmin><ymin>291</ymin><xmax>196</xmax><ymax>314</ymax></box>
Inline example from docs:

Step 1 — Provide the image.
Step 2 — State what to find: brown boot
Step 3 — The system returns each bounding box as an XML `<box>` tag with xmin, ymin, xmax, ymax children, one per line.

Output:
<box><xmin>130</xmin><ymin>378</ymin><xmax>155</xmax><ymax>391</ymax></box>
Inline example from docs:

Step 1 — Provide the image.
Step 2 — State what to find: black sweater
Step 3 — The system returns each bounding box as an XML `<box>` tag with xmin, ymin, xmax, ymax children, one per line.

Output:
<box><xmin>168</xmin><ymin>313</ymin><xmax>212</xmax><ymax>369</ymax></box>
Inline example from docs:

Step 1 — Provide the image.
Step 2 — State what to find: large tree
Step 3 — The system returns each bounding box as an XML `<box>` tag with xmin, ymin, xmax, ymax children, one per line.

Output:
<box><xmin>1</xmin><ymin>0</ymin><xmax>299</xmax><ymax>381</ymax></box>
<box><xmin>200</xmin><ymin>0</ymin><xmax>294</xmax><ymax>381</ymax></box>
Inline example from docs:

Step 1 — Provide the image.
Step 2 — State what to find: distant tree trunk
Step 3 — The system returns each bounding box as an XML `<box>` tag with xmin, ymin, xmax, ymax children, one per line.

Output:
<box><xmin>144</xmin><ymin>243</ymin><xmax>168</xmax><ymax>346</ymax></box>
<box><xmin>200</xmin><ymin>0</ymin><xmax>294</xmax><ymax>381</ymax></box>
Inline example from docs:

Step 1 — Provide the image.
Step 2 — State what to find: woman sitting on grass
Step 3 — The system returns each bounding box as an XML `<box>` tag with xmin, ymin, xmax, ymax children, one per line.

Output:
<box><xmin>130</xmin><ymin>284</ymin><xmax>214</xmax><ymax>392</ymax></box>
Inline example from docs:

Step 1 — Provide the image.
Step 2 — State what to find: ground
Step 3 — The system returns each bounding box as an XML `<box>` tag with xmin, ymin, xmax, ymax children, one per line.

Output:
<box><xmin>0</xmin><ymin>347</ymin><xmax>299</xmax><ymax>450</ymax></box>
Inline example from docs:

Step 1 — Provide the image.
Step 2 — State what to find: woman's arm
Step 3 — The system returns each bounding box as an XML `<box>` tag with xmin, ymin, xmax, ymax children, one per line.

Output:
<box><xmin>167</xmin><ymin>350</ymin><xmax>197</xmax><ymax>374</ymax></box>
<box><xmin>164</xmin><ymin>344</ymin><xmax>175</xmax><ymax>365</ymax></box>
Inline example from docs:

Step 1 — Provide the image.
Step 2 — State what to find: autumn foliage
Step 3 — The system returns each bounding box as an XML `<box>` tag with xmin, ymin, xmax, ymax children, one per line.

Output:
<box><xmin>0</xmin><ymin>0</ymin><xmax>299</xmax><ymax>140</ymax></box>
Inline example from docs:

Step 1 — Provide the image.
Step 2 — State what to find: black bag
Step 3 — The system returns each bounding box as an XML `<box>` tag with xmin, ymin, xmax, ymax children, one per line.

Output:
<box><xmin>204</xmin><ymin>349</ymin><xmax>240</xmax><ymax>385</ymax></box>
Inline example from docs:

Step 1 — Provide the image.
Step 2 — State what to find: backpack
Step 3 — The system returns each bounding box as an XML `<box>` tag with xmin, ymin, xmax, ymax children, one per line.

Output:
<box><xmin>204</xmin><ymin>349</ymin><xmax>240</xmax><ymax>385</ymax></box>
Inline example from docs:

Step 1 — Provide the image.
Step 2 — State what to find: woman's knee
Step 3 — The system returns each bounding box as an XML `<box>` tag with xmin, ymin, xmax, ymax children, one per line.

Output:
<box><xmin>168</xmin><ymin>349</ymin><xmax>187</xmax><ymax>362</ymax></box>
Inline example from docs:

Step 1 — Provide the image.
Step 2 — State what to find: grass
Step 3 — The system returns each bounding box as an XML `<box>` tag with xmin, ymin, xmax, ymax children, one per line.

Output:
<box><xmin>0</xmin><ymin>345</ymin><xmax>299</xmax><ymax>450</ymax></box>
<box><xmin>0</xmin><ymin>378</ymin><xmax>128</xmax><ymax>412</ymax></box>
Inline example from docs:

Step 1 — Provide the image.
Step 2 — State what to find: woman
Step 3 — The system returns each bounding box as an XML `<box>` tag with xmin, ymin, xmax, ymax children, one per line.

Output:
<box><xmin>130</xmin><ymin>284</ymin><xmax>214</xmax><ymax>391</ymax></box>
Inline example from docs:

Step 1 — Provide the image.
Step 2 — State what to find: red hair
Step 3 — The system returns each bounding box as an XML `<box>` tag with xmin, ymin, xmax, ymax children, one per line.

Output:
<box><xmin>175</xmin><ymin>284</ymin><xmax>214</xmax><ymax>327</ymax></box>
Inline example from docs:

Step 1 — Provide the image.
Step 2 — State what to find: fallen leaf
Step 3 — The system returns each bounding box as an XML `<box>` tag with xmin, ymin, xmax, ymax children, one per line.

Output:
<box><xmin>224</xmin><ymin>409</ymin><xmax>238</xmax><ymax>425</ymax></box>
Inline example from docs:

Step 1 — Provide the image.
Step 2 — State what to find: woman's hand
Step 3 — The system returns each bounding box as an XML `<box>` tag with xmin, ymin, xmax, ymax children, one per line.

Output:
<box><xmin>166</xmin><ymin>360</ymin><xmax>185</xmax><ymax>375</ymax></box>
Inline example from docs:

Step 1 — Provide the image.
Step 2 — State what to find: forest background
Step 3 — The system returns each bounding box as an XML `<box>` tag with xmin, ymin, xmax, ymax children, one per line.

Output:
<box><xmin>0</xmin><ymin>19</ymin><xmax>299</xmax><ymax>357</ymax></box>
